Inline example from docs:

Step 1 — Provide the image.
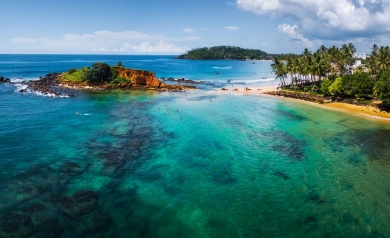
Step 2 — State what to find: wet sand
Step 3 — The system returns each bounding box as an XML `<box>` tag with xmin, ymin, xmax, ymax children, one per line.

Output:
<box><xmin>263</xmin><ymin>94</ymin><xmax>390</xmax><ymax>124</ymax></box>
<box><xmin>322</xmin><ymin>102</ymin><xmax>390</xmax><ymax>123</ymax></box>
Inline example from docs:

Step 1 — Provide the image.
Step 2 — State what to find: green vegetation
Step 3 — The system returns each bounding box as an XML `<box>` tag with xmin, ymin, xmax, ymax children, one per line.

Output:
<box><xmin>271</xmin><ymin>43</ymin><xmax>390</xmax><ymax>109</ymax></box>
<box><xmin>375</xmin><ymin>70</ymin><xmax>390</xmax><ymax>104</ymax></box>
<box><xmin>177</xmin><ymin>46</ymin><xmax>269</xmax><ymax>60</ymax></box>
<box><xmin>62</xmin><ymin>67</ymin><xmax>90</xmax><ymax>83</ymax></box>
<box><xmin>61</xmin><ymin>62</ymin><xmax>130</xmax><ymax>86</ymax></box>
<box><xmin>109</xmin><ymin>77</ymin><xmax>129</xmax><ymax>87</ymax></box>
<box><xmin>84</xmin><ymin>62</ymin><xmax>113</xmax><ymax>84</ymax></box>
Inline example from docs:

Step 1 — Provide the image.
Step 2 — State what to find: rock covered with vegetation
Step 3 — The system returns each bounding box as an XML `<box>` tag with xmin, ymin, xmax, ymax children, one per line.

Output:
<box><xmin>60</xmin><ymin>62</ymin><xmax>192</xmax><ymax>91</ymax></box>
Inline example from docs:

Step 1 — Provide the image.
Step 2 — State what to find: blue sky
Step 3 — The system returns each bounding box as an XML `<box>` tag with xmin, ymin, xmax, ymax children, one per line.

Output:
<box><xmin>2</xmin><ymin>0</ymin><xmax>390</xmax><ymax>54</ymax></box>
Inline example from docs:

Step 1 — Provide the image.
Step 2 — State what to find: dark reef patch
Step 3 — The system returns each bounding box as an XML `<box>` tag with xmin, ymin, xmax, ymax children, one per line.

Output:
<box><xmin>186</xmin><ymin>95</ymin><xmax>218</xmax><ymax>101</ymax></box>
<box><xmin>277</xmin><ymin>109</ymin><xmax>307</xmax><ymax>121</ymax></box>
<box><xmin>50</xmin><ymin>189</ymin><xmax>98</xmax><ymax>217</ymax></box>
<box><xmin>211</xmin><ymin>164</ymin><xmax>237</xmax><ymax>185</ymax></box>
<box><xmin>273</xmin><ymin>171</ymin><xmax>290</xmax><ymax>180</ymax></box>
<box><xmin>264</xmin><ymin>130</ymin><xmax>306</xmax><ymax>161</ymax></box>
<box><xmin>324</xmin><ymin>128</ymin><xmax>390</xmax><ymax>161</ymax></box>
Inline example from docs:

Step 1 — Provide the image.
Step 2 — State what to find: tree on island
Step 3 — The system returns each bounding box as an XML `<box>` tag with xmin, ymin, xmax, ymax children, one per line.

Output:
<box><xmin>84</xmin><ymin>62</ymin><xmax>113</xmax><ymax>84</ymax></box>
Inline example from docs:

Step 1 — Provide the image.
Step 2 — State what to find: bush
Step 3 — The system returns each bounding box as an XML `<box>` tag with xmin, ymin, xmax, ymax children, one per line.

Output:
<box><xmin>110</xmin><ymin>77</ymin><xmax>129</xmax><ymax>86</ymax></box>
<box><xmin>375</xmin><ymin>70</ymin><xmax>390</xmax><ymax>103</ymax></box>
<box><xmin>111</xmin><ymin>67</ymin><xmax>119</xmax><ymax>80</ymax></box>
<box><xmin>342</xmin><ymin>72</ymin><xmax>373</xmax><ymax>98</ymax></box>
<box><xmin>329</xmin><ymin>77</ymin><xmax>344</xmax><ymax>96</ymax></box>
<box><xmin>68</xmin><ymin>68</ymin><xmax>77</xmax><ymax>74</ymax></box>
<box><xmin>321</xmin><ymin>79</ymin><xmax>332</xmax><ymax>96</ymax></box>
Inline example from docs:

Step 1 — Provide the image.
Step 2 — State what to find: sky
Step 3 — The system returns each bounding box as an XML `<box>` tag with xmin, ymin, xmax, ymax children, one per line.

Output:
<box><xmin>2</xmin><ymin>0</ymin><xmax>390</xmax><ymax>54</ymax></box>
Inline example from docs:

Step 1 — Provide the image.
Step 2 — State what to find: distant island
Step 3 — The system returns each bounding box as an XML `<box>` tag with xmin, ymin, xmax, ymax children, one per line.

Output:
<box><xmin>177</xmin><ymin>46</ymin><xmax>296</xmax><ymax>60</ymax></box>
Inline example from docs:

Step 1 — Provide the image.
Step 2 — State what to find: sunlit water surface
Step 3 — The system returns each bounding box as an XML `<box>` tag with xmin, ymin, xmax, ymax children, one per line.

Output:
<box><xmin>0</xmin><ymin>55</ymin><xmax>390</xmax><ymax>237</ymax></box>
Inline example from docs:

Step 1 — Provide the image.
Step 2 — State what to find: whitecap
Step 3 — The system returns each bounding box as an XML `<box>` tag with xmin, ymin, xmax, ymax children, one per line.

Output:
<box><xmin>212</xmin><ymin>66</ymin><xmax>232</xmax><ymax>69</ymax></box>
<box><xmin>13</xmin><ymin>83</ymin><xmax>69</xmax><ymax>98</ymax></box>
<box><xmin>359</xmin><ymin>113</ymin><xmax>390</xmax><ymax>121</ymax></box>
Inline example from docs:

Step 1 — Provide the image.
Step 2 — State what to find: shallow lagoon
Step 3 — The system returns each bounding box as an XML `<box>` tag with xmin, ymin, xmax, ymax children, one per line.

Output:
<box><xmin>1</xmin><ymin>54</ymin><xmax>390</xmax><ymax>237</ymax></box>
<box><xmin>1</xmin><ymin>84</ymin><xmax>390</xmax><ymax>237</ymax></box>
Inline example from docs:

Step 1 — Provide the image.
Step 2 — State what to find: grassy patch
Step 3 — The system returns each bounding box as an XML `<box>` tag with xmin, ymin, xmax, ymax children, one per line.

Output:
<box><xmin>61</xmin><ymin>68</ymin><xmax>89</xmax><ymax>83</ymax></box>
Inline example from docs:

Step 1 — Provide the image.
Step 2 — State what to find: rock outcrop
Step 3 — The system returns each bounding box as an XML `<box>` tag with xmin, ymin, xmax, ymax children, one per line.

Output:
<box><xmin>116</xmin><ymin>68</ymin><xmax>166</xmax><ymax>88</ymax></box>
<box><xmin>0</xmin><ymin>76</ymin><xmax>11</xmax><ymax>83</ymax></box>
<box><xmin>15</xmin><ymin>68</ymin><xmax>195</xmax><ymax>97</ymax></box>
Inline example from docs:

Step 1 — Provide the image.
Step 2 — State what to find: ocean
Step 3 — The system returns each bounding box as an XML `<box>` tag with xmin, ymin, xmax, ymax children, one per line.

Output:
<box><xmin>0</xmin><ymin>55</ymin><xmax>390</xmax><ymax>237</ymax></box>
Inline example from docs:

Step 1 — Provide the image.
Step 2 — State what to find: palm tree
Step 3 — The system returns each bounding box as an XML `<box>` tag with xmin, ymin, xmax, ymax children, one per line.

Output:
<box><xmin>271</xmin><ymin>57</ymin><xmax>287</xmax><ymax>86</ymax></box>
<box><xmin>377</xmin><ymin>46</ymin><xmax>390</xmax><ymax>70</ymax></box>
<box><xmin>311</xmin><ymin>53</ymin><xmax>330</xmax><ymax>82</ymax></box>
<box><xmin>367</xmin><ymin>44</ymin><xmax>379</xmax><ymax>77</ymax></box>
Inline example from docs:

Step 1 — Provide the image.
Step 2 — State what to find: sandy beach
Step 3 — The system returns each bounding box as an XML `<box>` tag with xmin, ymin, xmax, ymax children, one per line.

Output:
<box><xmin>263</xmin><ymin>93</ymin><xmax>390</xmax><ymax>124</ymax></box>
<box><xmin>322</xmin><ymin>102</ymin><xmax>390</xmax><ymax>122</ymax></box>
<box><xmin>217</xmin><ymin>84</ymin><xmax>277</xmax><ymax>95</ymax></box>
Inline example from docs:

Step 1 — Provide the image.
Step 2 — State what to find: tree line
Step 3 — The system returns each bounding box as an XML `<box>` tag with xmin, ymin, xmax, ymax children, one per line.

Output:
<box><xmin>271</xmin><ymin>43</ymin><xmax>390</xmax><ymax>104</ymax></box>
<box><xmin>177</xmin><ymin>46</ymin><xmax>269</xmax><ymax>60</ymax></box>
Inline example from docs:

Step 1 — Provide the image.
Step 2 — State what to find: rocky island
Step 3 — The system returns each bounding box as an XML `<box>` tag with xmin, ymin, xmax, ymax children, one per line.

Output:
<box><xmin>1</xmin><ymin>62</ymin><xmax>195</xmax><ymax>97</ymax></box>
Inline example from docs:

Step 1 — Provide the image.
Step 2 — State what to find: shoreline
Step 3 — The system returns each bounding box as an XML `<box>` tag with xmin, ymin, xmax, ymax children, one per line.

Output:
<box><xmin>9</xmin><ymin>71</ymin><xmax>390</xmax><ymax>123</ymax></box>
<box><xmin>260</xmin><ymin>91</ymin><xmax>390</xmax><ymax>124</ymax></box>
<box><xmin>212</xmin><ymin>83</ymin><xmax>390</xmax><ymax>123</ymax></box>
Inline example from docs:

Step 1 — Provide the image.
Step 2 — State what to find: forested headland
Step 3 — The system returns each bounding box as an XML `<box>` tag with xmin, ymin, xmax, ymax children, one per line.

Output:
<box><xmin>177</xmin><ymin>46</ymin><xmax>295</xmax><ymax>60</ymax></box>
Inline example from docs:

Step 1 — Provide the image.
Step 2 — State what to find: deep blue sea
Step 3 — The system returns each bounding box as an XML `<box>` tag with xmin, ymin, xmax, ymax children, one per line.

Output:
<box><xmin>1</xmin><ymin>55</ymin><xmax>390</xmax><ymax>237</ymax></box>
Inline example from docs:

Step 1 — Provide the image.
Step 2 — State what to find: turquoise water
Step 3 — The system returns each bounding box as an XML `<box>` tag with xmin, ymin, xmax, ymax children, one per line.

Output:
<box><xmin>1</xmin><ymin>55</ymin><xmax>390</xmax><ymax>237</ymax></box>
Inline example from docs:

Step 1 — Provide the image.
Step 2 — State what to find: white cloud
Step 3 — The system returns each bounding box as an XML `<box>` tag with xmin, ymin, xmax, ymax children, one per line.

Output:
<box><xmin>92</xmin><ymin>40</ymin><xmax>187</xmax><ymax>53</ymax></box>
<box><xmin>183</xmin><ymin>28</ymin><xmax>195</xmax><ymax>33</ymax></box>
<box><xmin>224</xmin><ymin>26</ymin><xmax>240</xmax><ymax>31</ymax></box>
<box><xmin>236</xmin><ymin>0</ymin><xmax>390</xmax><ymax>40</ymax></box>
<box><xmin>11</xmin><ymin>30</ymin><xmax>192</xmax><ymax>54</ymax></box>
<box><xmin>11</xmin><ymin>37</ymin><xmax>47</xmax><ymax>44</ymax></box>
<box><xmin>278</xmin><ymin>24</ymin><xmax>312</xmax><ymax>47</ymax></box>
<box><xmin>183</xmin><ymin>28</ymin><xmax>208</xmax><ymax>34</ymax></box>
<box><xmin>236</xmin><ymin>0</ymin><xmax>281</xmax><ymax>14</ymax></box>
